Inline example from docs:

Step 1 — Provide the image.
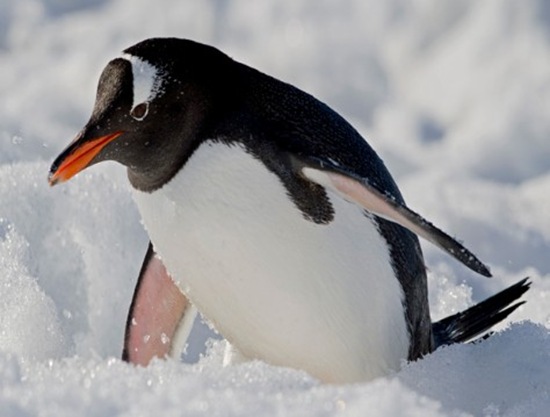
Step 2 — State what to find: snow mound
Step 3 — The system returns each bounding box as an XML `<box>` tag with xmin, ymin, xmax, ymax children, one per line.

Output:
<box><xmin>0</xmin><ymin>324</ymin><xmax>548</xmax><ymax>416</ymax></box>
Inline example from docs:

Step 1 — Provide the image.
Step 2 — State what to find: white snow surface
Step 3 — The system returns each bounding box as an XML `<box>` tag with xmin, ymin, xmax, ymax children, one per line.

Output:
<box><xmin>0</xmin><ymin>1</ymin><xmax>549</xmax><ymax>416</ymax></box>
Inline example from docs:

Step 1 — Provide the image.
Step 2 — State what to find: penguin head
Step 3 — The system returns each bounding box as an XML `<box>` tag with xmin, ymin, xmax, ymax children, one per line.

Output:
<box><xmin>49</xmin><ymin>38</ymin><xmax>235</xmax><ymax>191</ymax></box>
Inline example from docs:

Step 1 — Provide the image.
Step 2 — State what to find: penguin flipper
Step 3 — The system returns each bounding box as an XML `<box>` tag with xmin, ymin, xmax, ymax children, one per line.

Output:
<box><xmin>295</xmin><ymin>156</ymin><xmax>492</xmax><ymax>277</ymax></box>
<box><xmin>122</xmin><ymin>242</ymin><xmax>197</xmax><ymax>365</ymax></box>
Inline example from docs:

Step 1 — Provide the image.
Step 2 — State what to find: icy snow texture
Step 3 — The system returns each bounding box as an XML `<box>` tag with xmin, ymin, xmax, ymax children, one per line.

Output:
<box><xmin>0</xmin><ymin>0</ymin><xmax>549</xmax><ymax>416</ymax></box>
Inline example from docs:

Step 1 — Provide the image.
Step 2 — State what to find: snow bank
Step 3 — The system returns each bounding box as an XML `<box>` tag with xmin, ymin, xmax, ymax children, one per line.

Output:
<box><xmin>0</xmin><ymin>0</ymin><xmax>548</xmax><ymax>416</ymax></box>
<box><xmin>0</xmin><ymin>162</ymin><xmax>144</xmax><ymax>359</ymax></box>
<box><xmin>0</xmin><ymin>324</ymin><xmax>547</xmax><ymax>416</ymax></box>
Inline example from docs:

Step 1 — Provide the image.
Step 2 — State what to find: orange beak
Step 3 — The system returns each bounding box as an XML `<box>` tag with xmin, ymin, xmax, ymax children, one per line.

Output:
<box><xmin>48</xmin><ymin>131</ymin><xmax>123</xmax><ymax>186</ymax></box>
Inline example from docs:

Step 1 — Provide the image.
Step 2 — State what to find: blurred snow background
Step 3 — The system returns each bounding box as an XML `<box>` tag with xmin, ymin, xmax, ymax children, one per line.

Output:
<box><xmin>0</xmin><ymin>0</ymin><xmax>549</xmax><ymax>415</ymax></box>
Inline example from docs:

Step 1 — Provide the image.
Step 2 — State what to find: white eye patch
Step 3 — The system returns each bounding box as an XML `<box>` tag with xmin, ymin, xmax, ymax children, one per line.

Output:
<box><xmin>123</xmin><ymin>54</ymin><xmax>165</xmax><ymax>118</ymax></box>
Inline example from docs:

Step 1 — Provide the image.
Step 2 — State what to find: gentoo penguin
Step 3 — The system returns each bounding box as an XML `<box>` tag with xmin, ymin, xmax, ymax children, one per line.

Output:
<box><xmin>48</xmin><ymin>38</ymin><xmax>529</xmax><ymax>383</ymax></box>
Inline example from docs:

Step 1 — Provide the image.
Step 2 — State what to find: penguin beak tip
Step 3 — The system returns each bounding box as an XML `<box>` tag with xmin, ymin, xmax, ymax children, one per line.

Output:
<box><xmin>47</xmin><ymin>130</ymin><xmax>124</xmax><ymax>187</ymax></box>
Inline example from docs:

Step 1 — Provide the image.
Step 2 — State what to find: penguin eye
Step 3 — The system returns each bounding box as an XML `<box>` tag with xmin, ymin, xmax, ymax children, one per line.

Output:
<box><xmin>130</xmin><ymin>102</ymin><xmax>149</xmax><ymax>121</ymax></box>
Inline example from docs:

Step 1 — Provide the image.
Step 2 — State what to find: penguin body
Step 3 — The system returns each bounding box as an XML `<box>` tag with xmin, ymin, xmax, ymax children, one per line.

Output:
<box><xmin>48</xmin><ymin>38</ymin><xmax>528</xmax><ymax>384</ymax></box>
<box><xmin>133</xmin><ymin>140</ymin><xmax>408</xmax><ymax>382</ymax></box>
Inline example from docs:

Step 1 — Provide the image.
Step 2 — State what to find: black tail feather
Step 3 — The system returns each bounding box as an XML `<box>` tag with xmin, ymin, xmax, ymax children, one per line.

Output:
<box><xmin>433</xmin><ymin>278</ymin><xmax>530</xmax><ymax>348</ymax></box>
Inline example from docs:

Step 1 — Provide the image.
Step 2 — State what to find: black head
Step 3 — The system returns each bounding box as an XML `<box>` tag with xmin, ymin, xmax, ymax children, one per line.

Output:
<box><xmin>49</xmin><ymin>38</ymin><xmax>239</xmax><ymax>191</ymax></box>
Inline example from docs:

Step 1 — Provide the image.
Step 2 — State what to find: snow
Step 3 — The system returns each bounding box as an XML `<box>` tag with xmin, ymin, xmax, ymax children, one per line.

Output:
<box><xmin>0</xmin><ymin>0</ymin><xmax>549</xmax><ymax>415</ymax></box>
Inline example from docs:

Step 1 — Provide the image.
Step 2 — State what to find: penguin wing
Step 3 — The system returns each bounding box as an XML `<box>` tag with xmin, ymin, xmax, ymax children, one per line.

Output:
<box><xmin>122</xmin><ymin>242</ymin><xmax>197</xmax><ymax>365</ymax></box>
<box><xmin>292</xmin><ymin>155</ymin><xmax>492</xmax><ymax>277</ymax></box>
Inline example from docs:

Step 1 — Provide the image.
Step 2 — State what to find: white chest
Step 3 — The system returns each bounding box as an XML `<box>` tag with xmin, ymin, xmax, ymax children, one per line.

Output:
<box><xmin>132</xmin><ymin>141</ymin><xmax>409</xmax><ymax>383</ymax></box>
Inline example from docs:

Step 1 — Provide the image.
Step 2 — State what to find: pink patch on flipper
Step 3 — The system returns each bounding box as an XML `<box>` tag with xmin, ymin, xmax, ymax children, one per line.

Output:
<box><xmin>123</xmin><ymin>248</ymin><xmax>189</xmax><ymax>366</ymax></box>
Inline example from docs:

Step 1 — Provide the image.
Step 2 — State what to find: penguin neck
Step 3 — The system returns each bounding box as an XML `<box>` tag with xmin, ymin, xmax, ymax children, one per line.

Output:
<box><xmin>125</xmin><ymin>125</ymin><xmax>207</xmax><ymax>193</ymax></box>
<box><xmin>128</xmin><ymin>167</ymin><xmax>173</xmax><ymax>193</ymax></box>
<box><xmin>126</xmin><ymin>144</ymin><xmax>193</xmax><ymax>193</ymax></box>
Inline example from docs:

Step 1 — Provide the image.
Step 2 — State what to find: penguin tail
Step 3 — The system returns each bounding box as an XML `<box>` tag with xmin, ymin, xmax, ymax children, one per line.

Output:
<box><xmin>432</xmin><ymin>277</ymin><xmax>530</xmax><ymax>348</ymax></box>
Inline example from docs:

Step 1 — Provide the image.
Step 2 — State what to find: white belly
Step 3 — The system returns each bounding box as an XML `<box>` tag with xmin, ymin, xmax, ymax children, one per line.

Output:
<box><xmin>132</xmin><ymin>141</ymin><xmax>409</xmax><ymax>383</ymax></box>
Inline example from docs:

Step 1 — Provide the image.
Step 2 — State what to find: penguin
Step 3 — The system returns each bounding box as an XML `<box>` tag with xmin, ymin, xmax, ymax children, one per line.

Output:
<box><xmin>48</xmin><ymin>38</ymin><xmax>529</xmax><ymax>383</ymax></box>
